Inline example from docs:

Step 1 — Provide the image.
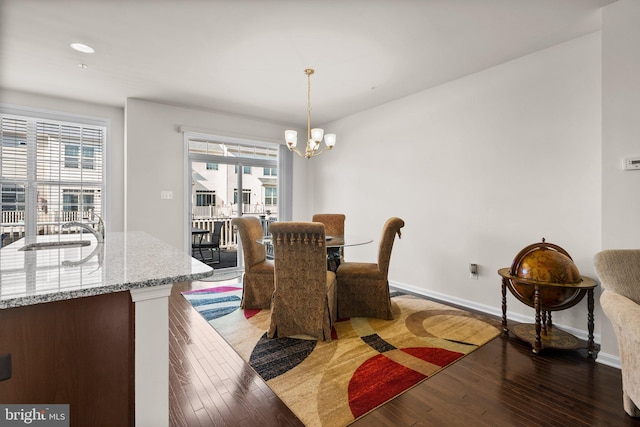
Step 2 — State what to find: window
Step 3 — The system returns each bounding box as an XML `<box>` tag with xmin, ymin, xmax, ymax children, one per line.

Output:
<box><xmin>64</xmin><ymin>144</ymin><xmax>96</xmax><ymax>169</ymax></box>
<box><xmin>233</xmin><ymin>189</ymin><xmax>251</xmax><ymax>205</ymax></box>
<box><xmin>263</xmin><ymin>167</ymin><xmax>277</xmax><ymax>176</ymax></box>
<box><xmin>82</xmin><ymin>146</ymin><xmax>95</xmax><ymax>170</ymax></box>
<box><xmin>64</xmin><ymin>144</ymin><xmax>80</xmax><ymax>168</ymax></box>
<box><xmin>206</xmin><ymin>162</ymin><xmax>218</xmax><ymax>170</ymax></box>
<box><xmin>1</xmin><ymin>112</ymin><xmax>105</xmax><ymax>239</ymax></box>
<box><xmin>62</xmin><ymin>190</ymin><xmax>95</xmax><ymax>213</ymax></box>
<box><xmin>1</xmin><ymin>184</ymin><xmax>25</xmax><ymax>211</ymax></box>
<box><xmin>196</xmin><ymin>191</ymin><xmax>215</xmax><ymax>206</ymax></box>
<box><xmin>265</xmin><ymin>187</ymin><xmax>277</xmax><ymax>205</ymax></box>
<box><xmin>234</xmin><ymin>165</ymin><xmax>251</xmax><ymax>175</ymax></box>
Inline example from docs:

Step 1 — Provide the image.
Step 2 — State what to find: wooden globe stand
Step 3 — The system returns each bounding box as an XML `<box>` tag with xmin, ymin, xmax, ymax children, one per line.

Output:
<box><xmin>499</xmin><ymin>268</ymin><xmax>598</xmax><ymax>357</ymax></box>
<box><xmin>498</xmin><ymin>239</ymin><xmax>598</xmax><ymax>357</ymax></box>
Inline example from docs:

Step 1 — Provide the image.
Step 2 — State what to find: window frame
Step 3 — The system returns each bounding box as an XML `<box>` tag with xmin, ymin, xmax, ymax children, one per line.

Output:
<box><xmin>1</xmin><ymin>105</ymin><xmax>109</xmax><ymax>239</ymax></box>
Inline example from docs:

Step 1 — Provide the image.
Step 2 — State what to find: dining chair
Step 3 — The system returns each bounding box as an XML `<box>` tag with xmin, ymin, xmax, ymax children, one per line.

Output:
<box><xmin>231</xmin><ymin>217</ymin><xmax>275</xmax><ymax>309</ymax></box>
<box><xmin>336</xmin><ymin>217</ymin><xmax>405</xmax><ymax>320</ymax></box>
<box><xmin>197</xmin><ymin>221</ymin><xmax>223</xmax><ymax>264</ymax></box>
<box><xmin>311</xmin><ymin>213</ymin><xmax>345</xmax><ymax>237</ymax></box>
<box><xmin>268</xmin><ymin>222</ymin><xmax>337</xmax><ymax>341</ymax></box>
<box><xmin>312</xmin><ymin>213</ymin><xmax>346</xmax><ymax>269</ymax></box>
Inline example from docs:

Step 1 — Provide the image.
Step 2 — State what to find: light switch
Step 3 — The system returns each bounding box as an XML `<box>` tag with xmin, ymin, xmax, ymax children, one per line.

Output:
<box><xmin>160</xmin><ymin>191</ymin><xmax>173</xmax><ymax>200</ymax></box>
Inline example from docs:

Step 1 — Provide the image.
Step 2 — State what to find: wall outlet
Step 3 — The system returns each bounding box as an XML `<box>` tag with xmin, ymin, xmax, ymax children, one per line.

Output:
<box><xmin>469</xmin><ymin>263</ymin><xmax>479</xmax><ymax>279</ymax></box>
<box><xmin>0</xmin><ymin>353</ymin><xmax>11</xmax><ymax>381</ymax></box>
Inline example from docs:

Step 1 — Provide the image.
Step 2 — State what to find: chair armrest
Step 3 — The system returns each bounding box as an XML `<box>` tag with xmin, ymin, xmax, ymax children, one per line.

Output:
<box><xmin>601</xmin><ymin>290</ymin><xmax>640</xmax><ymax>343</ymax></box>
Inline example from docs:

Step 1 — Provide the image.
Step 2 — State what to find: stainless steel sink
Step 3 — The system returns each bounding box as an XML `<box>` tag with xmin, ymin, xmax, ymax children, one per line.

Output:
<box><xmin>18</xmin><ymin>240</ymin><xmax>91</xmax><ymax>251</ymax></box>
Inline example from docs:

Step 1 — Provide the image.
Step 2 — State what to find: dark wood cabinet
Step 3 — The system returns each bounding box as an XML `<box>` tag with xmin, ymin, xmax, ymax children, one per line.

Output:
<box><xmin>0</xmin><ymin>291</ymin><xmax>134</xmax><ymax>427</ymax></box>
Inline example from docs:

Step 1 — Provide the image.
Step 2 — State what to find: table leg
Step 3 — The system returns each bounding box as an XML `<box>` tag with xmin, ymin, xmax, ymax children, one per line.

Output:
<box><xmin>533</xmin><ymin>286</ymin><xmax>541</xmax><ymax>354</ymax></box>
<box><xmin>587</xmin><ymin>288</ymin><xmax>596</xmax><ymax>358</ymax></box>
<box><xmin>501</xmin><ymin>278</ymin><xmax>508</xmax><ymax>335</ymax></box>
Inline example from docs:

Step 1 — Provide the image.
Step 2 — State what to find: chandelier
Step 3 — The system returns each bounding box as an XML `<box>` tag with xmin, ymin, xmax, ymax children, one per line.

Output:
<box><xmin>284</xmin><ymin>68</ymin><xmax>336</xmax><ymax>159</ymax></box>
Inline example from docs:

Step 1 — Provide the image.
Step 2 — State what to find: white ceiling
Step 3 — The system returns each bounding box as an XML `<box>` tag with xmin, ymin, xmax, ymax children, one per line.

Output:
<box><xmin>0</xmin><ymin>0</ymin><xmax>615</xmax><ymax>127</ymax></box>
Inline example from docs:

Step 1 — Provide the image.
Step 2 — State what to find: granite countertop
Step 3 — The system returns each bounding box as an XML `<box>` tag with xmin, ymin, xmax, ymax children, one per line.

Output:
<box><xmin>0</xmin><ymin>231</ymin><xmax>213</xmax><ymax>309</ymax></box>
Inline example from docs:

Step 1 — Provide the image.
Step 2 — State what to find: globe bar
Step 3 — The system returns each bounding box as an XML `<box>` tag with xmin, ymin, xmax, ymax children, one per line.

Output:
<box><xmin>498</xmin><ymin>238</ymin><xmax>598</xmax><ymax>356</ymax></box>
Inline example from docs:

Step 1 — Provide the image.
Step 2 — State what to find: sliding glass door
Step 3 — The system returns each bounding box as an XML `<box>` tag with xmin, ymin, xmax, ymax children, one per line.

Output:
<box><xmin>186</xmin><ymin>134</ymin><xmax>278</xmax><ymax>271</ymax></box>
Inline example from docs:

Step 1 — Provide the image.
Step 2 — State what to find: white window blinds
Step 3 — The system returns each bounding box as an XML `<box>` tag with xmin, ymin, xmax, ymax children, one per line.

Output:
<box><xmin>1</xmin><ymin>113</ymin><xmax>105</xmax><ymax>239</ymax></box>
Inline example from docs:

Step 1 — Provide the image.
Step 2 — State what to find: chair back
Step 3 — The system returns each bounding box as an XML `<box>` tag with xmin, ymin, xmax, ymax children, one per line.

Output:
<box><xmin>211</xmin><ymin>221</ymin><xmax>223</xmax><ymax>246</ymax></box>
<box><xmin>312</xmin><ymin>213</ymin><xmax>345</xmax><ymax>236</ymax></box>
<box><xmin>231</xmin><ymin>217</ymin><xmax>266</xmax><ymax>269</ymax></box>
<box><xmin>594</xmin><ymin>249</ymin><xmax>640</xmax><ymax>305</ymax></box>
<box><xmin>269</xmin><ymin>221</ymin><xmax>335</xmax><ymax>340</ymax></box>
<box><xmin>377</xmin><ymin>217</ymin><xmax>405</xmax><ymax>276</ymax></box>
<box><xmin>270</xmin><ymin>222</ymin><xmax>327</xmax><ymax>290</ymax></box>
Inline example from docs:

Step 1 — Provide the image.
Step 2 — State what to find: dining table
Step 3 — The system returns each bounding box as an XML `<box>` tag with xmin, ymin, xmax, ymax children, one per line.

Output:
<box><xmin>256</xmin><ymin>234</ymin><xmax>372</xmax><ymax>248</ymax></box>
<box><xmin>256</xmin><ymin>234</ymin><xmax>373</xmax><ymax>271</ymax></box>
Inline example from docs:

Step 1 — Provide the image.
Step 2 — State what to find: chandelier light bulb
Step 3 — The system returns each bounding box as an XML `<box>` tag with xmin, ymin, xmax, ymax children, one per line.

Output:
<box><xmin>324</xmin><ymin>134</ymin><xmax>336</xmax><ymax>148</ymax></box>
<box><xmin>311</xmin><ymin>128</ymin><xmax>324</xmax><ymax>142</ymax></box>
<box><xmin>285</xmin><ymin>130</ymin><xmax>298</xmax><ymax>148</ymax></box>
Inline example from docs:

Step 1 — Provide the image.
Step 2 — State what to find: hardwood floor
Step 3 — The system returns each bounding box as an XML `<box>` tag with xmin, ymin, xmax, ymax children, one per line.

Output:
<box><xmin>169</xmin><ymin>280</ymin><xmax>640</xmax><ymax>426</ymax></box>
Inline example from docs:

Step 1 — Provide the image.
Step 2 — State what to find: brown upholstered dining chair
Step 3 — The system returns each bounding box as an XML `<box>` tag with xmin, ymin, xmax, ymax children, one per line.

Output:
<box><xmin>311</xmin><ymin>213</ymin><xmax>345</xmax><ymax>237</ymax></box>
<box><xmin>268</xmin><ymin>222</ymin><xmax>337</xmax><ymax>341</ymax></box>
<box><xmin>313</xmin><ymin>213</ymin><xmax>346</xmax><ymax>269</ymax></box>
<box><xmin>336</xmin><ymin>217</ymin><xmax>405</xmax><ymax>320</ymax></box>
<box><xmin>231</xmin><ymin>217</ymin><xmax>274</xmax><ymax>309</ymax></box>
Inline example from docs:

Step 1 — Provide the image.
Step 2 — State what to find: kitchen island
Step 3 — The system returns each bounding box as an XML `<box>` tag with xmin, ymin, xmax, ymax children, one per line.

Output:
<box><xmin>0</xmin><ymin>231</ymin><xmax>213</xmax><ymax>426</ymax></box>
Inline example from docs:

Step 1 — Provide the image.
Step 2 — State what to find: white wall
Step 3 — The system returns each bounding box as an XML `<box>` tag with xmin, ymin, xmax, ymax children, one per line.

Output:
<box><xmin>602</xmin><ymin>1</ymin><xmax>640</xmax><ymax>249</ymax></box>
<box><xmin>599</xmin><ymin>0</ymin><xmax>640</xmax><ymax>361</ymax></box>
<box><xmin>124</xmin><ymin>99</ymin><xmax>293</xmax><ymax>249</ymax></box>
<box><xmin>0</xmin><ymin>89</ymin><xmax>126</xmax><ymax>232</ymax></box>
<box><xmin>305</xmin><ymin>33</ymin><xmax>604</xmax><ymax>351</ymax></box>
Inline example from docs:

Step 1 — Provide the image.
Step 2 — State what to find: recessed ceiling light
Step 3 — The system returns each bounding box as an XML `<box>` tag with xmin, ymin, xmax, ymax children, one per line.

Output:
<box><xmin>70</xmin><ymin>43</ymin><xmax>95</xmax><ymax>54</ymax></box>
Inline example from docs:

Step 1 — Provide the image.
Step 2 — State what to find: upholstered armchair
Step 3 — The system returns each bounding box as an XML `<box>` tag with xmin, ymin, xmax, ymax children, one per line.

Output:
<box><xmin>231</xmin><ymin>217</ymin><xmax>274</xmax><ymax>309</ymax></box>
<box><xmin>336</xmin><ymin>217</ymin><xmax>405</xmax><ymax>320</ymax></box>
<box><xmin>268</xmin><ymin>222</ymin><xmax>337</xmax><ymax>341</ymax></box>
<box><xmin>594</xmin><ymin>249</ymin><xmax>640</xmax><ymax>418</ymax></box>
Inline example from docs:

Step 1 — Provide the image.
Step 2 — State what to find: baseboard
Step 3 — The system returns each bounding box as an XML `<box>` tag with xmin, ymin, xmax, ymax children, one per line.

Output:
<box><xmin>389</xmin><ymin>280</ymin><xmax>621</xmax><ymax>369</ymax></box>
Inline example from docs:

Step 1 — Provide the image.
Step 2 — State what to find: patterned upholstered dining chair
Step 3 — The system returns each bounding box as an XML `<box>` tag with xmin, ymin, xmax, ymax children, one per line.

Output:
<box><xmin>231</xmin><ymin>217</ymin><xmax>274</xmax><ymax>309</ymax></box>
<box><xmin>312</xmin><ymin>213</ymin><xmax>346</xmax><ymax>269</ymax></box>
<box><xmin>268</xmin><ymin>222</ymin><xmax>337</xmax><ymax>341</ymax></box>
<box><xmin>336</xmin><ymin>217</ymin><xmax>405</xmax><ymax>320</ymax></box>
<box><xmin>311</xmin><ymin>213</ymin><xmax>345</xmax><ymax>237</ymax></box>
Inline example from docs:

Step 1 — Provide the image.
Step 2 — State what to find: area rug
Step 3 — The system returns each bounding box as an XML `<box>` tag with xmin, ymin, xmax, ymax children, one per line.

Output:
<box><xmin>182</xmin><ymin>286</ymin><xmax>501</xmax><ymax>426</ymax></box>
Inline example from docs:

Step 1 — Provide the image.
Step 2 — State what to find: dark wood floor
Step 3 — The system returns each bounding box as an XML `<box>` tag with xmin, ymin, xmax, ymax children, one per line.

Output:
<box><xmin>169</xmin><ymin>279</ymin><xmax>640</xmax><ymax>427</ymax></box>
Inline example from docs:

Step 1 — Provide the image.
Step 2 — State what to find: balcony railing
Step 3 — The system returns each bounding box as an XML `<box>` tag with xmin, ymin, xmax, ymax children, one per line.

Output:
<box><xmin>192</xmin><ymin>204</ymin><xmax>277</xmax><ymax>219</ymax></box>
<box><xmin>192</xmin><ymin>214</ymin><xmax>277</xmax><ymax>251</ymax></box>
<box><xmin>1</xmin><ymin>210</ymin><xmax>89</xmax><ymax>246</ymax></box>
<box><xmin>2</xmin><ymin>211</ymin><xmax>277</xmax><ymax>252</ymax></box>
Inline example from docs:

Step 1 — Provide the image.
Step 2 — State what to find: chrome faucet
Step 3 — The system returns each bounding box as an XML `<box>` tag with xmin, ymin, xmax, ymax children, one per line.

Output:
<box><xmin>61</xmin><ymin>214</ymin><xmax>104</xmax><ymax>243</ymax></box>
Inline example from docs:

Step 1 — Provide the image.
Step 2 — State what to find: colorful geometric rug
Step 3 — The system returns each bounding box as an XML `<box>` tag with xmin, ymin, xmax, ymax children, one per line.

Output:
<box><xmin>182</xmin><ymin>286</ymin><xmax>501</xmax><ymax>427</ymax></box>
